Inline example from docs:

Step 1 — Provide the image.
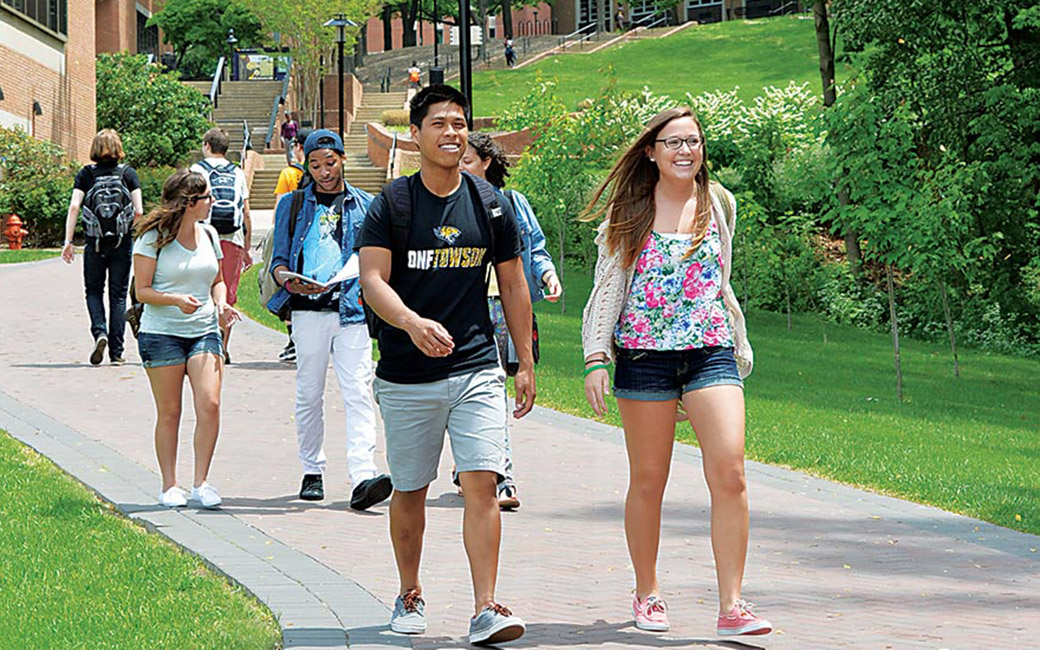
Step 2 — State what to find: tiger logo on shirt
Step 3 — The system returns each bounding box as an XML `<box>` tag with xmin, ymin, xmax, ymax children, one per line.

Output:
<box><xmin>433</xmin><ymin>226</ymin><xmax>462</xmax><ymax>245</ymax></box>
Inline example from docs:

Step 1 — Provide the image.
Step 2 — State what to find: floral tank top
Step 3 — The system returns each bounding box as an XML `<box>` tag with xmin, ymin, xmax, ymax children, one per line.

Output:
<box><xmin>615</xmin><ymin>215</ymin><xmax>734</xmax><ymax>350</ymax></box>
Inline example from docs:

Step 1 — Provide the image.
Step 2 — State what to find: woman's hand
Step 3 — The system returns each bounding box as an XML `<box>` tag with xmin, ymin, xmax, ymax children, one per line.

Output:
<box><xmin>543</xmin><ymin>270</ymin><xmax>563</xmax><ymax>303</ymax></box>
<box><xmin>217</xmin><ymin>302</ymin><xmax>242</xmax><ymax>328</ymax></box>
<box><xmin>61</xmin><ymin>243</ymin><xmax>75</xmax><ymax>264</ymax></box>
<box><xmin>584</xmin><ymin>367</ymin><xmax>610</xmax><ymax>416</ymax></box>
<box><xmin>176</xmin><ymin>294</ymin><xmax>202</xmax><ymax>314</ymax></box>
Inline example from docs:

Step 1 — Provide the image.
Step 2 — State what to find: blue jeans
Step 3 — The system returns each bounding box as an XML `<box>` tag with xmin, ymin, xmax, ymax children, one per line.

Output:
<box><xmin>612</xmin><ymin>346</ymin><xmax>743</xmax><ymax>401</ymax></box>
<box><xmin>83</xmin><ymin>236</ymin><xmax>131</xmax><ymax>358</ymax></box>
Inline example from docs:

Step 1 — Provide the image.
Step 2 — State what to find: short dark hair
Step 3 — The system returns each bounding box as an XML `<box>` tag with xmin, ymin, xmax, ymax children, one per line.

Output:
<box><xmin>409</xmin><ymin>84</ymin><xmax>469</xmax><ymax>129</ymax></box>
<box><xmin>203</xmin><ymin>127</ymin><xmax>230</xmax><ymax>155</ymax></box>
<box><xmin>467</xmin><ymin>132</ymin><xmax>510</xmax><ymax>188</ymax></box>
<box><xmin>294</xmin><ymin>128</ymin><xmax>313</xmax><ymax>146</ymax></box>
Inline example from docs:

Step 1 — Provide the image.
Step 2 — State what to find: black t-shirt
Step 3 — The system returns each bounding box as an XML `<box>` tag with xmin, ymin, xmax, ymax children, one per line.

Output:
<box><xmin>355</xmin><ymin>174</ymin><xmax>523</xmax><ymax>384</ymax></box>
<box><xmin>74</xmin><ymin>163</ymin><xmax>141</xmax><ymax>195</ymax></box>
<box><xmin>290</xmin><ymin>190</ymin><xmax>344</xmax><ymax>312</ymax></box>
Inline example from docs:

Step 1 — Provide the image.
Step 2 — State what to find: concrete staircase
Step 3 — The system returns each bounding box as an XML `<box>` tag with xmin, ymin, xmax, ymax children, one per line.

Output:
<box><xmin>353</xmin><ymin>91</ymin><xmax>408</xmax><ymax>124</ymax></box>
<box><xmin>213</xmin><ymin>81</ymin><xmax>283</xmax><ymax>154</ymax></box>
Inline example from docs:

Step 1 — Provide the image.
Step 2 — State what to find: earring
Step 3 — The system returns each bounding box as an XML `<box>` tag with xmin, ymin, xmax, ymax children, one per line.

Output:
<box><xmin>649</xmin><ymin>156</ymin><xmax>656</xmax><ymax>162</ymax></box>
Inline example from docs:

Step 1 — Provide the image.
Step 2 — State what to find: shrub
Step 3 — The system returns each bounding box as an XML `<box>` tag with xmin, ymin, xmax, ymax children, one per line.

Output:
<box><xmin>0</xmin><ymin>126</ymin><xmax>76</xmax><ymax>247</ymax></box>
<box><xmin>136</xmin><ymin>166</ymin><xmax>178</xmax><ymax>213</ymax></box>
<box><xmin>381</xmin><ymin>109</ymin><xmax>410</xmax><ymax>126</ymax></box>
<box><xmin>96</xmin><ymin>53</ymin><xmax>211</xmax><ymax>168</ymax></box>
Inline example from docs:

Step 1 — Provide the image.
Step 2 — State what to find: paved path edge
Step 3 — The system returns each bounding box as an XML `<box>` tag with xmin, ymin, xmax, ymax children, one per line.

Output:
<box><xmin>0</xmin><ymin>389</ymin><xmax>409</xmax><ymax>650</ymax></box>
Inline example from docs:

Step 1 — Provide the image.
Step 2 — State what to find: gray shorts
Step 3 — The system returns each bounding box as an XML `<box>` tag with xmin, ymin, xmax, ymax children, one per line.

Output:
<box><xmin>373</xmin><ymin>366</ymin><xmax>507</xmax><ymax>492</ymax></box>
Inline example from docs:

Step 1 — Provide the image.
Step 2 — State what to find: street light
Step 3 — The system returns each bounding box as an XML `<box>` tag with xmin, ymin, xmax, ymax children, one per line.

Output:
<box><xmin>533</xmin><ymin>8</ymin><xmax>539</xmax><ymax>35</ymax></box>
<box><xmin>226</xmin><ymin>28</ymin><xmax>238</xmax><ymax>80</ymax></box>
<box><xmin>458</xmin><ymin>0</ymin><xmax>473</xmax><ymax>127</ymax></box>
<box><xmin>324</xmin><ymin>15</ymin><xmax>357</xmax><ymax>141</ymax></box>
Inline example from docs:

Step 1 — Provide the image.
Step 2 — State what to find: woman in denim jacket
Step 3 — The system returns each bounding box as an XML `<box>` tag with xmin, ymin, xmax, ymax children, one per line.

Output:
<box><xmin>460</xmin><ymin>132</ymin><xmax>562</xmax><ymax>510</ymax></box>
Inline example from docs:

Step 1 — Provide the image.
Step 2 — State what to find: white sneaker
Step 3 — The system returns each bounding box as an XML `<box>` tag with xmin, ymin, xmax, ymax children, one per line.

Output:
<box><xmin>190</xmin><ymin>482</ymin><xmax>222</xmax><ymax>508</ymax></box>
<box><xmin>158</xmin><ymin>486</ymin><xmax>188</xmax><ymax>507</ymax></box>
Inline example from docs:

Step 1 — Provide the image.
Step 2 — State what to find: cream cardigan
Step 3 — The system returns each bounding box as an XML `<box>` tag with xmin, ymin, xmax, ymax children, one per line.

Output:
<box><xmin>581</xmin><ymin>182</ymin><xmax>754</xmax><ymax>379</ymax></box>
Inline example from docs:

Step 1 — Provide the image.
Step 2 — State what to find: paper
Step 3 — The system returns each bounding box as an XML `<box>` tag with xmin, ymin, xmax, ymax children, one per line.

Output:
<box><xmin>280</xmin><ymin>255</ymin><xmax>359</xmax><ymax>292</ymax></box>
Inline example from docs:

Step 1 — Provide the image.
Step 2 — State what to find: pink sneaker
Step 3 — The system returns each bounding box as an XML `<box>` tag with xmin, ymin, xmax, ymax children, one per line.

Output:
<box><xmin>717</xmin><ymin>600</ymin><xmax>772</xmax><ymax>636</ymax></box>
<box><xmin>632</xmin><ymin>594</ymin><xmax>670</xmax><ymax>632</ymax></box>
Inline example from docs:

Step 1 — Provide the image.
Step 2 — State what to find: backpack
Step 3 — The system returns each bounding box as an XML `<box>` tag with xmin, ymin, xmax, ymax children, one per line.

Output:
<box><xmin>81</xmin><ymin>165</ymin><xmax>134</xmax><ymax>249</ymax></box>
<box><xmin>363</xmin><ymin>171</ymin><xmax>503</xmax><ymax>338</ymax></box>
<box><xmin>259</xmin><ymin>189</ymin><xmax>306</xmax><ymax>320</ymax></box>
<box><xmin>197</xmin><ymin>159</ymin><xmax>244</xmax><ymax>234</ymax></box>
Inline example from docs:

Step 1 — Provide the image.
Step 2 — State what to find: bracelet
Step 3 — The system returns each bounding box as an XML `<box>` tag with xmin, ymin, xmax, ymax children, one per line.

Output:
<box><xmin>583</xmin><ymin>363</ymin><xmax>609</xmax><ymax>377</ymax></box>
<box><xmin>585</xmin><ymin>357</ymin><xmax>607</xmax><ymax>366</ymax></box>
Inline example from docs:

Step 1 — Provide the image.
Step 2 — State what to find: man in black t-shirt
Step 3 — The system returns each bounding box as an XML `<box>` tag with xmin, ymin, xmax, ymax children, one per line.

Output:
<box><xmin>357</xmin><ymin>85</ymin><xmax>535</xmax><ymax>645</ymax></box>
<box><xmin>61</xmin><ymin>129</ymin><xmax>144</xmax><ymax>365</ymax></box>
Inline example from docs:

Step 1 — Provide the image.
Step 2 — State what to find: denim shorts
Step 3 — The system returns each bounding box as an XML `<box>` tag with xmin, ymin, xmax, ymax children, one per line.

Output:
<box><xmin>612</xmin><ymin>346</ymin><xmax>743</xmax><ymax>401</ymax></box>
<box><xmin>138</xmin><ymin>331</ymin><xmax>223</xmax><ymax>368</ymax></box>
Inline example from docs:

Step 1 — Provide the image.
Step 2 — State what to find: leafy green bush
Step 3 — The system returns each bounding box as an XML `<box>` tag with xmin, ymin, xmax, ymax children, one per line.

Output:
<box><xmin>136</xmin><ymin>166</ymin><xmax>178</xmax><ymax>213</ymax></box>
<box><xmin>0</xmin><ymin>126</ymin><xmax>76</xmax><ymax>247</ymax></box>
<box><xmin>96</xmin><ymin>53</ymin><xmax>211</xmax><ymax>168</ymax></box>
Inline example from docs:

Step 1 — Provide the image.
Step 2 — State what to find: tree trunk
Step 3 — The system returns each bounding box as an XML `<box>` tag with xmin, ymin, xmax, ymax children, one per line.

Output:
<box><xmin>938</xmin><ymin>277</ymin><xmax>960</xmax><ymax>378</ymax></box>
<box><xmin>402</xmin><ymin>0</ymin><xmax>419</xmax><ymax>47</ymax></box>
<box><xmin>885</xmin><ymin>264</ymin><xmax>903</xmax><ymax>403</ymax></box>
<box><xmin>596</xmin><ymin>0</ymin><xmax>607</xmax><ymax>33</ymax></box>
<box><xmin>501</xmin><ymin>0</ymin><xmax>514</xmax><ymax>38</ymax></box>
<box><xmin>843</xmin><ymin>212</ymin><xmax>863</xmax><ymax>279</ymax></box>
<box><xmin>383</xmin><ymin>6</ymin><xmax>394</xmax><ymax>51</ymax></box>
<box><xmin>477</xmin><ymin>0</ymin><xmax>489</xmax><ymax>62</ymax></box>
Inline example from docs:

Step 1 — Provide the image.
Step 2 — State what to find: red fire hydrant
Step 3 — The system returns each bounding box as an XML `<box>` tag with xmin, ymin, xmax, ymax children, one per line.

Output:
<box><xmin>3</xmin><ymin>215</ymin><xmax>28</xmax><ymax>250</ymax></box>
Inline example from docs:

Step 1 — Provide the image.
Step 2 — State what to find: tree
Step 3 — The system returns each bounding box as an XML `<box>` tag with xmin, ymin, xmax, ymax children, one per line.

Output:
<box><xmin>148</xmin><ymin>0</ymin><xmax>265</xmax><ymax>79</ymax></box>
<box><xmin>96</xmin><ymin>53</ymin><xmax>212</xmax><ymax>168</ymax></box>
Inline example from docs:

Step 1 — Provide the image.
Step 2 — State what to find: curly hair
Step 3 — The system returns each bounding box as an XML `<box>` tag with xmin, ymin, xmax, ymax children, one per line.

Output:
<box><xmin>466</xmin><ymin>132</ymin><xmax>510</xmax><ymax>189</ymax></box>
<box><xmin>133</xmin><ymin>169</ymin><xmax>209</xmax><ymax>250</ymax></box>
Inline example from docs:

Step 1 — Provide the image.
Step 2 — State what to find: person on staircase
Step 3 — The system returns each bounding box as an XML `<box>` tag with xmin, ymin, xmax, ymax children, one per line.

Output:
<box><xmin>190</xmin><ymin>128</ymin><xmax>251</xmax><ymax>365</ymax></box>
<box><xmin>280</xmin><ymin>110</ymin><xmax>300</xmax><ymax>166</ymax></box>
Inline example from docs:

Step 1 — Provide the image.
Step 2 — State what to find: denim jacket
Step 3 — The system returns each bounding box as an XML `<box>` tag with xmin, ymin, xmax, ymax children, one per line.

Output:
<box><xmin>507</xmin><ymin>189</ymin><xmax>556</xmax><ymax>303</ymax></box>
<box><xmin>267</xmin><ymin>182</ymin><xmax>374</xmax><ymax>326</ymax></box>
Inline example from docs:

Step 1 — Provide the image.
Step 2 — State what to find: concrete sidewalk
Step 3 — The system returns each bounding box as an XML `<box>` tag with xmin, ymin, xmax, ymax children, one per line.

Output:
<box><xmin>1</xmin><ymin>257</ymin><xmax>1038</xmax><ymax>649</ymax></box>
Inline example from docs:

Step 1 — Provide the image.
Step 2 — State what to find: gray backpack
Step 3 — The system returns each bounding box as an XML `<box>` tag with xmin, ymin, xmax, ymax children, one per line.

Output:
<box><xmin>81</xmin><ymin>165</ymin><xmax>134</xmax><ymax>249</ymax></box>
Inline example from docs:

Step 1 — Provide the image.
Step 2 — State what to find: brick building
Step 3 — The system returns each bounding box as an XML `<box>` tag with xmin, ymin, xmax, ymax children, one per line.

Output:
<box><xmin>363</xmin><ymin>2</ymin><xmax>554</xmax><ymax>54</ymax></box>
<box><xmin>94</xmin><ymin>0</ymin><xmax>164</xmax><ymax>60</ymax></box>
<box><xmin>0</xmin><ymin>0</ymin><xmax>96</xmax><ymax>162</ymax></box>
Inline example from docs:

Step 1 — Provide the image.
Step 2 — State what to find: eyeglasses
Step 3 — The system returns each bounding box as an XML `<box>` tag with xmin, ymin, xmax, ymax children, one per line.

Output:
<box><xmin>189</xmin><ymin>193</ymin><xmax>212</xmax><ymax>203</ymax></box>
<box><xmin>655</xmin><ymin>136</ymin><xmax>703</xmax><ymax>150</ymax></box>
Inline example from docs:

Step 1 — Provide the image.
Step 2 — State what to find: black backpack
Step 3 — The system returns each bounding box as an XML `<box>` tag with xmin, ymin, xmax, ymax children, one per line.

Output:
<box><xmin>81</xmin><ymin>165</ymin><xmax>134</xmax><ymax>250</ymax></box>
<box><xmin>197</xmin><ymin>159</ymin><xmax>244</xmax><ymax>234</ymax></box>
<box><xmin>363</xmin><ymin>171</ymin><xmax>503</xmax><ymax>338</ymax></box>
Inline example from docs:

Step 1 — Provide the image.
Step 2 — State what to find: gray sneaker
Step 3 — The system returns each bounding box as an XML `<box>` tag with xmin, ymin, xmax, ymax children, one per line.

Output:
<box><xmin>469</xmin><ymin>602</ymin><xmax>525</xmax><ymax>645</ymax></box>
<box><xmin>390</xmin><ymin>590</ymin><xmax>426</xmax><ymax>635</ymax></box>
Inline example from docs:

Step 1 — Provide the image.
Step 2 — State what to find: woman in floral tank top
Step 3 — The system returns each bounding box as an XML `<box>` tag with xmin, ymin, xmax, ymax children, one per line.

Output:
<box><xmin>580</xmin><ymin>107</ymin><xmax>772</xmax><ymax>637</ymax></box>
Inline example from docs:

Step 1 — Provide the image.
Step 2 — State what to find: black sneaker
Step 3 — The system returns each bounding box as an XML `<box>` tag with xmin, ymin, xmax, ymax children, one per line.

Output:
<box><xmin>350</xmin><ymin>474</ymin><xmax>393</xmax><ymax>510</ymax></box>
<box><xmin>90</xmin><ymin>334</ymin><xmax>108</xmax><ymax>366</ymax></box>
<box><xmin>110</xmin><ymin>356</ymin><xmax>126</xmax><ymax>366</ymax></box>
<box><xmin>299</xmin><ymin>474</ymin><xmax>324</xmax><ymax>501</ymax></box>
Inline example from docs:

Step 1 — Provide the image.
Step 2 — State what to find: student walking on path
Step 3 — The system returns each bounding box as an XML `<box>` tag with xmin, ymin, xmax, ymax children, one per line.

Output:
<box><xmin>357</xmin><ymin>85</ymin><xmax>535</xmax><ymax>645</ymax></box>
<box><xmin>190</xmin><ymin>128</ymin><xmax>251</xmax><ymax>365</ymax></box>
<box><xmin>459</xmin><ymin>132</ymin><xmax>562</xmax><ymax>510</ymax></box>
<box><xmin>132</xmin><ymin>169</ymin><xmax>240</xmax><ymax>508</ymax></box>
<box><xmin>581</xmin><ymin>107</ymin><xmax>772</xmax><ymax>637</ymax></box>
<box><xmin>280</xmin><ymin>111</ymin><xmax>300</xmax><ymax>166</ymax></box>
<box><xmin>61</xmin><ymin>129</ymin><xmax>144</xmax><ymax>365</ymax></box>
<box><xmin>268</xmin><ymin>129</ymin><xmax>392</xmax><ymax>510</ymax></box>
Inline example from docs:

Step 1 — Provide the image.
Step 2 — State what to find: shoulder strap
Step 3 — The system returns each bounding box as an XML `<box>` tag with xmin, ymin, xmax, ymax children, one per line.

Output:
<box><xmin>709</xmin><ymin>181</ymin><xmax>733</xmax><ymax>227</ymax></box>
<box><xmin>462</xmin><ymin>172</ymin><xmax>502</xmax><ymax>254</ymax></box>
<box><xmin>288</xmin><ymin>189</ymin><xmax>306</xmax><ymax>240</ymax></box>
<box><xmin>197</xmin><ymin>159</ymin><xmax>215</xmax><ymax>173</ymax></box>
<box><xmin>379</xmin><ymin>175</ymin><xmax>413</xmax><ymax>255</ymax></box>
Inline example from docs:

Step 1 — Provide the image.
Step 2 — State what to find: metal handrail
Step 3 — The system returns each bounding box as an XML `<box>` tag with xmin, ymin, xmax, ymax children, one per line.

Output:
<box><xmin>558</xmin><ymin>23</ymin><xmax>595</xmax><ymax>48</ymax></box>
<box><xmin>634</xmin><ymin>13</ymin><xmax>667</xmax><ymax>29</ymax></box>
<box><xmin>380</xmin><ymin>66</ymin><xmax>392</xmax><ymax>92</ymax></box>
<box><xmin>209</xmin><ymin>56</ymin><xmax>226</xmax><ymax>111</ymax></box>
<box><xmin>769</xmin><ymin>1</ymin><xmax>800</xmax><ymax>15</ymax></box>
<box><xmin>241</xmin><ymin>119</ymin><xmax>251</xmax><ymax>163</ymax></box>
<box><xmin>265</xmin><ymin>56</ymin><xmax>292</xmax><ymax>149</ymax></box>
<box><xmin>386</xmin><ymin>131</ymin><xmax>399</xmax><ymax>181</ymax></box>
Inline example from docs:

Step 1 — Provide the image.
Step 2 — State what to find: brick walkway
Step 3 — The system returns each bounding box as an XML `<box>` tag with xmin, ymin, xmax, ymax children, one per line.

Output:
<box><xmin>2</xmin><ymin>257</ymin><xmax>1038</xmax><ymax>649</ymax></box>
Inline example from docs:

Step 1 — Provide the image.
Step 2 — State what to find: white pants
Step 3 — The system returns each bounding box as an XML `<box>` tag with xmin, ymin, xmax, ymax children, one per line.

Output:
<box><xmin>292</xmin><ymin>311</ymin><xmax>378</xmax><ymax>485</ymax></box>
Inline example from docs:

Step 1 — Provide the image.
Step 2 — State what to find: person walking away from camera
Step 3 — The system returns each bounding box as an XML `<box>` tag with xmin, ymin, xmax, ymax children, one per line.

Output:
<box><xmin>132</xmin><ymin>169</ymin><xmax>241</xmax><ymax>508</ymax></box>
<box><xmin>268</xmin><ymin>129</ymin><xmax>393</xmax><ymax>510</ymax></box>
<box><xmin>357</xmin><ymin>84</ymin><xmax>535</xmax><ymax>645</ymax></box>
<box><xmin>458</xmin><ymin>131</ymin><xmax>561</xmax><ymax>510</ymax></box>
<box><xmin>190</xmin><ymin>128</ymin><xmax>251</xmax><ymax>365</ymax></box>
<box><xmin>62</xmin><ymin>129</ymin><xmax>144</xmax><ymax>365</ymax></box>
<box><xmin>581</xmin><ymin>107</ymin><xmax>772</xmax><ymax>637</ymax></box>
<box><xmin>280</xmin><ymin>110</ymin><xmax>299</xmax><ymax>166</ymax></box>
<box><xmin>504</xmin><ymin>39</ymin><xmax>516</xmax><ymax>67</ymax></box>
<box><xmin>408</xmin><ymin>61</ymin><xmax>422</xmax><ymax>89</ymax></box>
<box><xmin>269</xmin><ymin>128</ymin><xmax>313</xmax><ymax>363</ymax></box>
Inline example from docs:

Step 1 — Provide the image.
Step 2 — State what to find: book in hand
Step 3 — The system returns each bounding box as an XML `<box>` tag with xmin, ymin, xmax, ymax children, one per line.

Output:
<box><xmin>281</xmin><ymin>255</ymin><xmax>359</xmax><ymax>292</ymax></box>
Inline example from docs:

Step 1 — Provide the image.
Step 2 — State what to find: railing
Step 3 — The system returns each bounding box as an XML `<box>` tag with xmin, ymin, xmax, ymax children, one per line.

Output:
<box><xmin>634</xmin><ymin>13</ymin><xmax>668</xmax><ymax>29</ymax></box>
<box><xmin>209</xmin><ymin>56</ymin><xmax>226</xmax><ymax>111</ymax></box>
<box><xmin>558</xmin><ymin>23</ymin><xmax>596</xmax><ymax>49</ymax></box>
<box><xmin>769</xmin><ymin>0</ymin><xmax>800</xmax><ymax>15</ymax></box>
<box><xmin>380</xmin><ymin>66</ymin><xmax>393</xmax><ymax>92</ymax></box>
<box><xmin>264</xmin><ymin>57</ymin><xmax>292</xmax><ymax>150</ymax></box>
<box><xmin>241</xmin><ymin>119</ymin><xmax>251</xmax><ymax>163</ymax></box>
<box><xmin>386</xmin><ymin>131</ymin><xmax>399</xmax><ymax>182</ymax></box>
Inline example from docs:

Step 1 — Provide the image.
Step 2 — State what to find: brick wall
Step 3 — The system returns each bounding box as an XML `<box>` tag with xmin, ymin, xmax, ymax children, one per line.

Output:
<box><xmin>0</xmin><ymin>0</ymin><xmax>97</xmax><ymax>163</ymax></box>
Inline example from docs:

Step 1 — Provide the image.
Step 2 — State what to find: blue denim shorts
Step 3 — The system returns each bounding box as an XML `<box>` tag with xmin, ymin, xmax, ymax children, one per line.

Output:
<box><xmin>612</xmin><ymin>346</ymin><xmax>743</xmax><ymax>401</ymax></box>
<box><xmin>138</xmin><ymin>331</ymin><xmax>223</xmax><ymax>368</ymax></box>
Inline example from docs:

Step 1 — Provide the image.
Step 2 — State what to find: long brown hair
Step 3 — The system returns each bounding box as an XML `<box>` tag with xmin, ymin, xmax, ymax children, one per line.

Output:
<box><xmin>580</xmin><ymin>107</ymin><xmax>711</xmax><ymax>269</ymax></box>
<box><xmin>133</xmin><ymin>169</ymin><xmax>208</xmax><ymax>250</ymax></box>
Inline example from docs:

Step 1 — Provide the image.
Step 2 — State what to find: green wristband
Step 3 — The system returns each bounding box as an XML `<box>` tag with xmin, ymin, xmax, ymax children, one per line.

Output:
<box><xmin>583</xmin><ymin>363</ymin><xmax>609</xmax><ymax>377</ymax></box>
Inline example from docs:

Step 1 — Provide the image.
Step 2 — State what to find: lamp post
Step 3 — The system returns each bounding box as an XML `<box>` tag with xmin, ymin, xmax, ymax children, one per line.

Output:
<box><xmin>226</xmin><ymin>28</ymin><xmax>238</xmax><ymax>80</ymax></box>
<box><xmin>324</xmin><ymin>15</ymin><xmax>357</xmax><ymax>140</ymax></box>
<box><xmin>433</xmin><ymin>0</ymin><xmax>439</xmax><ymax>67</ymax></box>
<box><xmin>533</xmin><ymin>8</ymin><xmax>539</xmax><ymax>35</ymax></box>
<box><xmin>458</xmin><ymin>0</ymin><xmax>473</xmax><ymax>127</ymax></box>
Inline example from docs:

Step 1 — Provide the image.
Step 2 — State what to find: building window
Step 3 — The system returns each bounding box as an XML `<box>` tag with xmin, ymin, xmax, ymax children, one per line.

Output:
<box><xmin>1</xmin><ymin>0</ymin><xmax>67</xmax><ymax>36</ymax></box>
<box><xmin>137</xmin><ymin>10</ymin><xmax>159</xmax><ymax>58</ymax></box>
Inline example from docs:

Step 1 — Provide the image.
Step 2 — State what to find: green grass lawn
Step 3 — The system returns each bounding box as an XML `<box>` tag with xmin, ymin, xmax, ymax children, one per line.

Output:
<box><xmin>473</xmin><ymin>15</ymin><xmax>837</xmax><ymax>116</ymax></box>
<box><xmin>233</xmin><ymin>261</ymin><xmax>1040</xmax><ymax>536</ymax></box>
<box><xmin>0</xmin><ymin>248</ymin><xmax>60</xmax><ymax>264</ymax></box>
<box><xmin>0</xmin><ymin>430</ymin><xmax>280</xmax><ymax>650</ymax></box>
